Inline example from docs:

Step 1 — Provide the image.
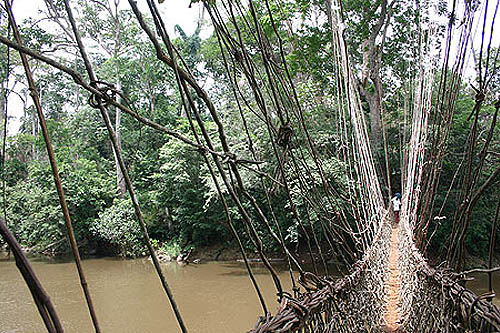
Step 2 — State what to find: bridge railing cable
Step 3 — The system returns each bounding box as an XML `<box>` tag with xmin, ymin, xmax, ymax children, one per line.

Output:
<box><xmin>398</xmin><ymin>216</ymin><xmax>500</xmax><ymax>332</ymax></box>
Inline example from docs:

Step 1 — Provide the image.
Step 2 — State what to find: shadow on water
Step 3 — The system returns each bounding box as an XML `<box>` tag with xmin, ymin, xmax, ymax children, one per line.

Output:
<box><xmin>0</xmin><ymin>250</ymin><xmax>118</xmax><ymax>264</ymax></box>
<box><xmin>216</xmin><ymin>261</ymin><xmax>342</xmax><ymax>277</ymax></box>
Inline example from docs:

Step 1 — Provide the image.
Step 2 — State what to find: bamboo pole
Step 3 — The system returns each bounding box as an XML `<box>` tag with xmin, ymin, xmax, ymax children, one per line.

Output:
<box><xmin>61</xmin><ymin>1</ymin><xmax>188</xmax><ymax>331</ymax></box>
<box><xmin>5</xmin><ymin>2</ymin><xmax>101</xmax><ymax>331</ymax></box>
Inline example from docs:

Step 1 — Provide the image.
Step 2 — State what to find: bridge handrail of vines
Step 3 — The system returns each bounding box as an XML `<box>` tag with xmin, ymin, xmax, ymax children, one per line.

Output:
<box><xmin>0</xmin><ymin>0</ymin><xmax>499</xmax><ymax>332</ymax></box>
<box><xmin>250</xmin><ymin>215</ymin><xmax>500</xmax><ymax>332</ymax></box>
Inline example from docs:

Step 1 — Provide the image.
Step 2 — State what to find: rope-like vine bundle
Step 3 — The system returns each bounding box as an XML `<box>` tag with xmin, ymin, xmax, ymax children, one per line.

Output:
<box><xmin>250</xmin><ymin>213</ymin><xmax>392</xmax><ymax>333</ymax></box>
<box><xmin>398</xmin><ymin>215</ymin><xmax>500</xmax><ymax>332</ymax></box>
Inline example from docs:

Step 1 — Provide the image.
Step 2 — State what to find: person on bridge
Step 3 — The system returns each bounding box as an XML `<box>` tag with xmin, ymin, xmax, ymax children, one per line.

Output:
<box><xmin>391</xmin><ymin>193</ymin><xmax>401</xmax><ymax>223</ymax></box>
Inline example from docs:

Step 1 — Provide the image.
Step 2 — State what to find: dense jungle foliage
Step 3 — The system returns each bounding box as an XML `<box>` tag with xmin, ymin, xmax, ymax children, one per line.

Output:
<box><xmin>0</xmin><ymin>0</ymin><xmax>498</xmax><ymax>266</ymax></box>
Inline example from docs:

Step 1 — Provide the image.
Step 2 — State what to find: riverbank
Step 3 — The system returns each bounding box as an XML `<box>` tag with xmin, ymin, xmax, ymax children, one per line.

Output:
<box><xmin>1</xmin><ymin>240</ymin><xmax>342</xmax><ymax>266</ymax></box>
<box><xmin>2</xmin><ymin>241</ymin><xmax>497</xmax><ymax>269</ymax></box>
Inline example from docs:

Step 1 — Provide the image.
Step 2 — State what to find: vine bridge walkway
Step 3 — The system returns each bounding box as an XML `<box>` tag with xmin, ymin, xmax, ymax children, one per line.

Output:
<box><xmin>250</xmin><ymin>213</ymin><xmax>500</xmax><ymax>333</ymax></box>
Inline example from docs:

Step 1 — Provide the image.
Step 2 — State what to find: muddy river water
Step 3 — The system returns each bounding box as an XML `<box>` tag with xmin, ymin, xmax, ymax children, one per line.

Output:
<box><xmin>0</xmin><ymin>256</ymin><xmax>498</xmax><ymax>332</ymax></box>
<box><xmin>1</xmin><ymin>257</ymin><xmax>300</xmax><ymax>333</ymax></box>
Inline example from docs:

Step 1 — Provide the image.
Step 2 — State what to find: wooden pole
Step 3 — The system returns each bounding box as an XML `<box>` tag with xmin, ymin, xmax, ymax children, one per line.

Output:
<box><xmin>5</xmin><ymin>2</ymin><xmax>101</xmax><ymax>331</ymax></box>
<box><xmin>61</xmin><ymin>1</ymin><xmax>188</xmax><ymax>331</ymax></box>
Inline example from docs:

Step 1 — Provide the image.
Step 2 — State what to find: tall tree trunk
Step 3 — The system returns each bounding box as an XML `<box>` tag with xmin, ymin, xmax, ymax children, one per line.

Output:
<box><xmin>355</xmin><ymin>0</ymin><xmax>395</xmax><ymax>193</ymax></box>
<box><xmin>362</xmin><ymin>74</ymin><xmax>383</xmax><ymax>150</ymax></box>
<box><xmin>112</xmin><ymin>0</ymin><xmax>126</xmax><ymax>196</ymax></box>
<box><xmin>0</xmin><ymin>86</ymin><xmax>5</xmax><ymax>141</ymax></box>
<box><xmin>32</xmin><ymin>108</ymin><xmax>37</xmax><ymax>158</ymax></box>
<box><xmin>114</xmin><ymin>81</ymin><xmax>126</xmax><ymax>196</ymax></box>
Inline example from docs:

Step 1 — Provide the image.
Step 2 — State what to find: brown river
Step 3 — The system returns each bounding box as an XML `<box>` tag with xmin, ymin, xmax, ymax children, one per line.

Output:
<box><xmin>1</xmin><ymin>256</ymin><xmax>303</xmax><ymax>333</ymax></box>
<box><xmin>1</xmin><ymin>256</ymin><xmax>499</xmax><ymax>332</ymax></box>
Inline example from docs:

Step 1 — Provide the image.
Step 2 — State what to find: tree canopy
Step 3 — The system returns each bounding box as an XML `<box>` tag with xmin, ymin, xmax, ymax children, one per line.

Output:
<box><xmin>0</xmin><ymin>0</ymin><xmax>498</xmax><ymax>274</ymax></box>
